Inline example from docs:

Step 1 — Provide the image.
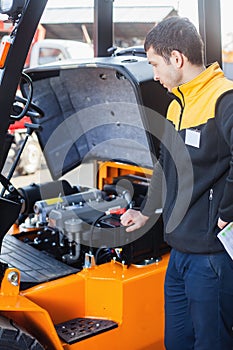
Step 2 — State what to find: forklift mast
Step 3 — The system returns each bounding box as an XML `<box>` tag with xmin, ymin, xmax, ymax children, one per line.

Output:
<box><xmin>0</xmin><ymin>0</ymin><xmax>47</xmax><ymax>164</ymax></box>
<box><xmin>198</xmin><ymin>0</ymin><xmax>222</xmax><ymax>66</ymax></box>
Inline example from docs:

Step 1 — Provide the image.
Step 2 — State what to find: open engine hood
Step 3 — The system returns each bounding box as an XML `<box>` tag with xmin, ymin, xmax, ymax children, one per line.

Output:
<box><xmin>25</xmin><ymin>56</ymin><xmax>171</xmax><ymax>180</ymax></box>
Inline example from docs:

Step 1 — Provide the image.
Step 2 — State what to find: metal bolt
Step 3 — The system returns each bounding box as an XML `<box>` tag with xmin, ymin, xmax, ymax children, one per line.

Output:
<box><xmin>8</xmin><ymin>271</ymin><xmax>19</xmax><ymax>286</ymax></box>
<box><xmin>8</xmin><ymin>185</ymin><xmax>15</xmax><ymax>193</ymax></box>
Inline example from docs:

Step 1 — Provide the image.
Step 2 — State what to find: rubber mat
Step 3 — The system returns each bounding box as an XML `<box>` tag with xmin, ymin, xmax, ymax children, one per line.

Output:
<box><xmin>0</xmin><ymin>234</ymin><xmax>79</xmax><ymax>289</ymax></box>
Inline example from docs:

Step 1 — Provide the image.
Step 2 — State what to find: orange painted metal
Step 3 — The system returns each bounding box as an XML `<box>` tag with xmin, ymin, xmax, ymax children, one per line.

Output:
<box><xmin>0</xmin><ymin>256</ymin><xmax>168</xmax><ymax>349</ymax></box>
<box><xmin>0</xmin><ymin>161</ymin><xmax>168</xmax><ymax>349</ymax></box>
<box><xmin>0</xmin><ymin>268</ymin><xmax>63</xmax><ymax>349</ymax></box>
<box><xmin>98</xmin><ymin>161</ymin><xmax>153</xmax><ymax>190</ymax></box>
<box><xmin>0</xmin><ymin>39</ymin><xmax>11</xmax><ymax>69</ymax></box>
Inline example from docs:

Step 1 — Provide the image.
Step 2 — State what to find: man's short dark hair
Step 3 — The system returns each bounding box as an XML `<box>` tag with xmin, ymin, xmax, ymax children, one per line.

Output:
<box><xmin>144</xmin><ymin>16</ymin><xmax>204</xmax><ymax>65</ymax></box>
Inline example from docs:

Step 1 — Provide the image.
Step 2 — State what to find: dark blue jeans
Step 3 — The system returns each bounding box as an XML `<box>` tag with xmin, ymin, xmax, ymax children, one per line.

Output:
<box><xmin>164</xmin><ymin>249</ymin><xmax>233</xmax><ymax>350</ymax></box>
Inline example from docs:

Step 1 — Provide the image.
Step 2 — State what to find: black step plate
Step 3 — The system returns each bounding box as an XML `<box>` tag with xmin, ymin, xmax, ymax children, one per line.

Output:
<box><xmin>55</xmin><ymin>317</ymin><xmax>118</xmax><ymax>344</ymax></box>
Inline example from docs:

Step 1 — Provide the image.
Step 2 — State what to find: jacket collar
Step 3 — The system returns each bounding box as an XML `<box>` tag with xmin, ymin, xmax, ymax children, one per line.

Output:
<box><xmin>171</xmin><ymin>62</ymin><xmax>224</xmax><ymax>99</ymax></box>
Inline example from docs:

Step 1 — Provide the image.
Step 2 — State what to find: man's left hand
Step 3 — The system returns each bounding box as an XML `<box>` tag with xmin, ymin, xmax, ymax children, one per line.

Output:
<box><xmin>218</xmin><ymin>218</ymin><xmax>228</xmax><ymax>230</ymax></box>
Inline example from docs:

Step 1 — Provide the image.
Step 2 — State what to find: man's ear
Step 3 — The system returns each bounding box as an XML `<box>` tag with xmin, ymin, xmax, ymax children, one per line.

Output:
<box><xmin>170</xmin><ymin>50</ymin><xmax>184</xmax><ymax>68</ymax></box>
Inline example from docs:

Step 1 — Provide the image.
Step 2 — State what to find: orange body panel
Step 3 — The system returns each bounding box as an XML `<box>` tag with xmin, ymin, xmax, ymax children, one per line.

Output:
<box><xmin>0</xmin><ymin>256</ymin><xmax>168</xmax><ymax>349</ymax></box>
<box><xmin>98</xmin><ymin>161</ymin><xmax>153</xmax><ymax>190</ymax></box>
<box><xmin>0</xmin><ymin>40</ymin><xmax>11</xmax><ymax>69</ymax></box>
<box><xmin>0</xmin><ymin>161</ymin><xmax>168</xmax><ymax>349</ymax></box>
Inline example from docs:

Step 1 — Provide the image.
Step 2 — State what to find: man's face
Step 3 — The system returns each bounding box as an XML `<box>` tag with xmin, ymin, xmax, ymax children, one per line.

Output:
<box><xmin>146</xmin><ymin>46</ymin><xmax>181</xmax><ymax>92</ymax></box>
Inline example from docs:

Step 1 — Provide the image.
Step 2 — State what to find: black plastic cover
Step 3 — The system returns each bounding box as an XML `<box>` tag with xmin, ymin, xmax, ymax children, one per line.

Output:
<box><xmin>25</xmin><ymin>56</ymin><xmax>171</xmax><ymax>179</ymax></box>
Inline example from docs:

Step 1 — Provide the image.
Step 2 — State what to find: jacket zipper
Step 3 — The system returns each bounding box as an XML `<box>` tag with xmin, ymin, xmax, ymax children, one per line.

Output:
<box><xmin>208</xmin><ymin>189</ymin><xmax>214</xmax><ymax>228</ymax></box>
<box><xmin>177</xmin><ymin>87</ymin><xmax>185</xmax><ymax>130</ymax></box>
<box><xmin>170</xmin><ymin>87</ymin><xmax>185</xmax><ymax>131</ymax></box>
<box><xmin>209</xmin><ymin>188</ymin><xmax>213</xmax><ymax>200</ymax></box>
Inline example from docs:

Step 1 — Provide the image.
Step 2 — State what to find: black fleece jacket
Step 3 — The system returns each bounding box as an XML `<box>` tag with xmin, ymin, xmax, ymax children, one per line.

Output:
<box><xmin>142</xmin><ymin>63</ymin><xmax>233</xmax><ymax>253</ymax></box>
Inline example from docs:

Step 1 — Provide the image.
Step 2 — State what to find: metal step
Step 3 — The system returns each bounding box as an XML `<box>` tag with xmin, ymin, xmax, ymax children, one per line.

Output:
<box><xmin>55</xmin><ymin>317</ymin><xmax>118</xmax><ymax>344</ymax></box>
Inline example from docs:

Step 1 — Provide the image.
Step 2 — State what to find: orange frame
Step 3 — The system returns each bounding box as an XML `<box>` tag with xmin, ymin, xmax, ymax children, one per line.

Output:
<box><xmin>0</xmin><ymin>161</ymin><xmax>168</xmax><ymax>349</ymax></box>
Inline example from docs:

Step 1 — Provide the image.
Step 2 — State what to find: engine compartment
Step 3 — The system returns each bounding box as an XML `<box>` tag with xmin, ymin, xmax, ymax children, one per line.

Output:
<box><xmin>0</xmin><ymin>170</ymin><xmax>168</xmax><ymax>290</ymax></box>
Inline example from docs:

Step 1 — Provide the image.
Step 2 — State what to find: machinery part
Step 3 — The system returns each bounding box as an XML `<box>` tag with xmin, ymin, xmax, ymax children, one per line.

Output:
<box><xmin>18</xmin><ymin>180</ymin><xmax>77</xmax><ymax>216</ymax></box>
<box><xmin>0</xmin><ymin>133</ymin><xmax>14</xmax><ymax>173</ymax></box>
<box><xmin>11</xmin><ymin>95</ymin><xmax>44</xmax><ymax>120</ymax></box>
<box><xmin>64</xmin><ymin>218</ymin><xmax>83</xmax><ymax>240</ymax></box>
<box><xmin>0</xmin><ymin>174</ymin><xmax>23</xmax><ymax>248</ymax></box>
<box><xmin>10</xmin><ymin>72</ymin><xmax>44</xmax><ymax>122</ymax></box>
<box><xmin>7</xmin><ymin>270</ymin><xmax>20</xmax><ymax>286</ymax></box>
<box><xmin>2</xmin><ymin>123</ymin><xmax>41</xmax><ymax>185</ymax></box>
<box><xmin>114</xmin><ymin>45</ymin><xmax>146</xmax><ymax>57</ymax></box>
<box><xmin>84</xmin><ymin>252</ymin><xmax>96</xmax><ymax>268</ymax></box>
<box><xmin>34</xmin><ymin>188</ymin><xmax>103</xmax><ymax>224</ymax></box>
<box><xmin>95</xmin><ymin>247</ymin><xmax>112</xmax><ymax>265</ymax></box>
<box><xmin>48</xmin><ymin>195</ymin><xmax>130</xmax><ymax>233</ymax></box>
<box><xmin>62</xmin><ymin>218</ymin><xmax>83</xmax><ymax>264</ymax></box>
<box><xmin>0</xmin><ymin>316</ymin><xmax>44</xmax><ymax>350</ymax></box>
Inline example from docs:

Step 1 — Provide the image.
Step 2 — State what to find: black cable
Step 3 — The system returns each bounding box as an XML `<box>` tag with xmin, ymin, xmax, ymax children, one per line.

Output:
<box><xmin>89</xmin><ymin>213</ymin><xmax>112</xmax><ymax>251</ymax></box>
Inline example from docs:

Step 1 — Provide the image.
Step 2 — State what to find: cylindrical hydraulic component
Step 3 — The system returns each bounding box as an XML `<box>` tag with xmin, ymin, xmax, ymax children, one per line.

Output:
<box><xmin>18</xmin><ymin>180</ymin><xmax>77</xmax><ymax>214</ymax></box>
<box><xmin>62</xmin><ymin>218</ymin><xmax>83</xmax><ymax>264</ymax></box>
<box><xmin>33</xmin><ymin>189</ymin><xmax>103</xmax><ymax>219</ymax></box>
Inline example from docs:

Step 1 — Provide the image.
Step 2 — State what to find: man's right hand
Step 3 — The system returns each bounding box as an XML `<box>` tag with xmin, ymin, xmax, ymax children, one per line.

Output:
<box><xmin>120</xmin><ymin>209</ymin><xmax>149</xmax><ymax>232</ymax></box>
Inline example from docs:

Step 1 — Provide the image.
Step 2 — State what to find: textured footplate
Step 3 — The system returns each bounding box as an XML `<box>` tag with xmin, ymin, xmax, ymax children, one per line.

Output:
<box><xmin>1</xmin><ymin>234</ymin><xmax>79</xmax><ymax>289</ymax></box>
<box><xmin>55</xmin><ymin>317</ymin><xmax>118</xmax><ymax>344</ymax></box>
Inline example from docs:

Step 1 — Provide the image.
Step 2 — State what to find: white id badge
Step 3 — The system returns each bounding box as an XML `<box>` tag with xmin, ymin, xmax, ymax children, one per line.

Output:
<box><xmin>185</xmin><ymin>129</ymin><xmax>201</xmax><ymax>148</ymax></box>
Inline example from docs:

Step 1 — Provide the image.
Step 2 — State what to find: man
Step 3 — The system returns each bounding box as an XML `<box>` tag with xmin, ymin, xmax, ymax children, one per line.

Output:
<box><xmin>121</xmin><ymin>16</ymin><xmax>233</xmax><ymax>350</ymax></box>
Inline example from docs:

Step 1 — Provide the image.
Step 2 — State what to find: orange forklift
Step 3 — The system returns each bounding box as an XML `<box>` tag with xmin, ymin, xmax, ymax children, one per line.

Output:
<box><xmin>0</xmin><ymin>0</ymin><xmax>223</xmax><ymax>349</ymax></box>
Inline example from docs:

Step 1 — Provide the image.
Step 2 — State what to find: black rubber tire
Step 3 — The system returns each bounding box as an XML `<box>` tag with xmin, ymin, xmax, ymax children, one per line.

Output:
<box><xmin>0</xmin><ymin>316</ymin><xmax>44</xmax><ymax>350</ymax></box>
